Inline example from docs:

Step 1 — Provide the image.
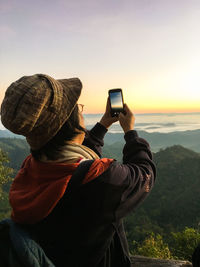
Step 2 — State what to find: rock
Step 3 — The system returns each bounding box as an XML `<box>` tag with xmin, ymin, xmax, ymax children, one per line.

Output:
<box><xmin>130</xmin><ymin>255</ymin><xmax>192</xmax><ymax>267</ymax></box>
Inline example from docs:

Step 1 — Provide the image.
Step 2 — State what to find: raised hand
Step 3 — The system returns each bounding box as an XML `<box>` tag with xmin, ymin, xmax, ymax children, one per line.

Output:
<box><xmin>119</xmin><ymin>104</ymin><xmax>135</xmax><ymax>133</ymax></box>
<box><xmin>99</xmin><ymin>98</ymin><xmax>119</xmax><ymax>129</ymax></box>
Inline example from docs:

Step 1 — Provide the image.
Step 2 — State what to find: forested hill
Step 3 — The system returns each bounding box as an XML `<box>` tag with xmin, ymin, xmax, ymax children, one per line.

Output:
<box><xmin>0</xmin><ymin>138</ymin><xmax>29</xmax><ymax>171</ymax></box>
<box><xmin>125</xmin><ymin>145</ymin><xmax>200</xmax><ymax>244</ymax></box>
<box><xmin>152</xmin><ymin>145</ymin><xmax>200</xmax><ymax>229</ymax></box>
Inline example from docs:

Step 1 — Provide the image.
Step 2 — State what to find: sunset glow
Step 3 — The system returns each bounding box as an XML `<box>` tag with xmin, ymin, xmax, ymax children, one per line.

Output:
<box><xmin>1</xmin><ymin>0</ymin><xmax>200</xmax><ymax>114</ymax></box>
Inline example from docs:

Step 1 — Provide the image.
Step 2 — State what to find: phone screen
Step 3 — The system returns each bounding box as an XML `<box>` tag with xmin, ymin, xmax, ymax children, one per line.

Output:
<box><xmin>109</xmin><ymin>91</ymin><xmax>123</xmax><ymax>110</ymax></box>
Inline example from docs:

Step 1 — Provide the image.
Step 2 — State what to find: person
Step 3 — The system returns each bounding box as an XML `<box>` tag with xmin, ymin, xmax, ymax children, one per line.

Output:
<box><xmin>0</xmin><ymin>74</ymin><xmax>156</xmax><ymax>267</ymax></box>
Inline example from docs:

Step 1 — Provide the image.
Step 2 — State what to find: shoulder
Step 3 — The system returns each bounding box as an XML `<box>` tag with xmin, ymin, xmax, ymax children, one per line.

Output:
<box><xmin>82</xmin><ymin>158</ymin><xmax>114</xmax><ymax>184</ymax></box>
<box><xmin>82</xmin><ymin>158</ymin><xmax>130</xmax><ymax>186</ymax></box>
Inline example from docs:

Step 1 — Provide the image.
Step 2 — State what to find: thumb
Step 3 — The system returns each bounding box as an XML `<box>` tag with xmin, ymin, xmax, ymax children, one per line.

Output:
<box><xmin>123</xmin><ymin>103</ymin><xmax>132</xmax><ymax>114</ymax></box>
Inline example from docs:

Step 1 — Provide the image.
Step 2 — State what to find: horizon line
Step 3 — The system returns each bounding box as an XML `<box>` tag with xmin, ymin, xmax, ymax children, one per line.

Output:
<box><xmin>84</xmin><ymin>111</ymin><xmax>200</xmax><ymax>116</ymax></box>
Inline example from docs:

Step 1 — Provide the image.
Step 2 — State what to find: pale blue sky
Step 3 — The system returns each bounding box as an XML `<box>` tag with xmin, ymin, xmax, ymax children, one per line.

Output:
<box><xmin>1</xmin><ymin>0</ymin><xmax>200</xmax><ymax>113</ymax></box>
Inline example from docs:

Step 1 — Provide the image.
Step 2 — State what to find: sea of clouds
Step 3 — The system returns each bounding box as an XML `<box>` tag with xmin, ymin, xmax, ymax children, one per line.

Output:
<box><xmin>84</xmin><ymin>113</ymin><xmax>200</xmax><ymax>133</ymax></box>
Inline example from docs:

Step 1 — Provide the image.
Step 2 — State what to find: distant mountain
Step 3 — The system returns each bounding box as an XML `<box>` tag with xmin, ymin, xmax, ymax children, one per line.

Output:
<box><xmin>138</xmin><ymin>129</ymin><xmax>200</xmax><ymax>153</ymax></box>
<box><xmin>102</xmin><ymin>141</ymin><xmax>124</xmax><ymax>161</ymax></box>
<box><xmin>104</xmin><ymin>129</ymin><xmax>200</xmax><ymax>153</ymax></box>
<box><xmin>0</xmin><ymin>130</ymin><xmax>24</xmax><ymax>139</ymax></box>
<box><xmin>0</xmin><ymin>128</ymin><xmax>200</xmax><ymax>153</ymax></box>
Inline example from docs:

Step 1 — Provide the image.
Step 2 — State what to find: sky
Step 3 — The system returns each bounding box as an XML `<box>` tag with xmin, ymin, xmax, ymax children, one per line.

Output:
<box><xmin>0</xmin><ymin>0</ymin><xmax>200</xmax><ymax>114</ymax></box>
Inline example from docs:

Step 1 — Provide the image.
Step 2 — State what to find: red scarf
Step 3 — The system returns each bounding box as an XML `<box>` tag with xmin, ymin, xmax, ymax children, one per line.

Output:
<box><xmin>9</xmin><ymin>155</ymin><xmax>113</xmax><ymax>224</ymax></box>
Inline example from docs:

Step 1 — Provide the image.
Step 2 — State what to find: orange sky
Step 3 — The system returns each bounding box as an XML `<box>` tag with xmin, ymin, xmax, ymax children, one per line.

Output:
<box><xmin>1</xmin><ymin>0</ymin><xmax>200</xmax><ymax>114</ymax></box>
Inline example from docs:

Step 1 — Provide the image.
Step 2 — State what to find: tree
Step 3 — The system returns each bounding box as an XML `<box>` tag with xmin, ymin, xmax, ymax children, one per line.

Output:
<box><xmin>132</xmin><ymin>233</ymin><xmax>172</xmax><ymax>259</ymax></box>
<box><xmin>0</xmin><ymin>149</ymin><xmax>13</xmax><ymax>199</ymax></box>
<box><xmin>170</xmin><ymin>227</ymin><xmax>200</xmax><ymax>261</ymax></box>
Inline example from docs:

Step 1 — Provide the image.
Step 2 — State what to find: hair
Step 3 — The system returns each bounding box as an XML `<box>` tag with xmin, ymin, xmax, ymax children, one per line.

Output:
<box><xmin>31</xmin><ymin>105</ymin><xmax>86</xmax><ymax>161</ymax></box>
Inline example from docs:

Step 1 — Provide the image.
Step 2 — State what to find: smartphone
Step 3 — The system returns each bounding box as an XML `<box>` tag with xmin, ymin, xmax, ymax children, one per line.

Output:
<box><xmin>108</xmin><ymin>88</ymin><xmax>124</xmax><ymax>117</ymax></box>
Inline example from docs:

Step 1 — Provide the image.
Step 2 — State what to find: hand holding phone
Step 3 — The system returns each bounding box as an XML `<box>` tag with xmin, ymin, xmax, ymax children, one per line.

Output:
<box><xmin>108</xmin><ymin>89</ymin><xmax>124</xmax><ymax>117</ymax></box>
<box><xmin>119</xmin><ymin>104</ymin><xmax>135</xmax><ymax>133</ymax></box>
<box><xmin>99</xmin><ymin>98</ymin><xmax>119</xmax><ymax>129</ymax></box>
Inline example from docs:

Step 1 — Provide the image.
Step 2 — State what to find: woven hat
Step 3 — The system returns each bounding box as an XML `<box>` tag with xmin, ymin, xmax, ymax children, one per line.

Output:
<box><xmin>1</xmin><ymin>74</ymin><xmax>82</xmax><ymax>150</ymax></box>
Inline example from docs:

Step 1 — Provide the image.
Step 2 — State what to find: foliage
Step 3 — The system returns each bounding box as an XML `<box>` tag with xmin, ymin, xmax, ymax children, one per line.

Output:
<box><xmin>0</xmin><ymin>149</ymin><xmax>13</xmax><ymax>199</ymax></box>
<box><xmin>0</xmin><ymin>138</ymin><xmax>29</xmax><ymax>172</ymax></box>
<box><xmin>169</xmin><ymin>227</ymin><xmax>200</xmax><ymax>261</ymax></box>
<box><xmin>0</xmin><ymin>149</ymin><xmax>13</xmax><ymax>220</ymax></box>
<box><xmin>132</xmin><ymin>233</ymin><xmax>172</xmax><ymax>259</ymax></box>
<box><xmin>124</xmin><ymin>209</ymin><xmax>165</xmax><ymax>252</ymax></box>
<box><xmin>131</xmin><ymin>227</ymin><xmax>200</xmax><ymax>261</ymax></box>
<box><xmin>126</xmin><ymin>145</ymin><xmax>200</xmax><ymax>233</ymax></box>
<box><xmin>0</xmin><ymin>191</ymin><xmax>11</xmax><ymax>220</ymax></box>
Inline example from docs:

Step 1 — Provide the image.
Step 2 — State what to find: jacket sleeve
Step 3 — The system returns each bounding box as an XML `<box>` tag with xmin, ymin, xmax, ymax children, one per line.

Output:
<box><xmin>82</xmin><ymin>123</ymin><xmax>108</xmax><ymax>158</ymax></box>
<box><xmin>100</xmin><ymin>130</ymin><xmax>156</xmax><ymax>220</ymax></box>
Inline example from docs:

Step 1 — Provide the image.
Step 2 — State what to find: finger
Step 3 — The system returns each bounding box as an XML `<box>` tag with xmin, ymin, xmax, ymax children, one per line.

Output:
<box><xmin>113</xmin><ymin>116</ymin><xmax>119</xmax><ymax>122</ymax></box>
<box><xmin>123</xmin><ymin>103</ymin><xmax>130</xmax><ymax>112</ymax></box>
<box><xmin>124</xmin><ymin>103</ymin><xmax>133</xmax><ymax>115</ymax></box>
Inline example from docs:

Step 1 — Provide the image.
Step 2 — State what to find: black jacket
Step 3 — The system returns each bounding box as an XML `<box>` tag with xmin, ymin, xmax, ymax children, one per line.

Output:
<box><xmin>20</xmin><ymin>123</ymin><xmax>156</xmax><ymax>267</ymax></box>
